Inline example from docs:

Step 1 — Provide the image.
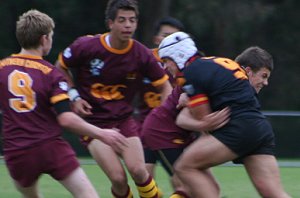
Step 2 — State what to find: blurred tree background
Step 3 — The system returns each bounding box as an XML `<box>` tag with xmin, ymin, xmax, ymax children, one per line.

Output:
<box><xmin>0</xmin><ymin>0</ymin><xmax>299</xmax><ymax>157</ymax></box>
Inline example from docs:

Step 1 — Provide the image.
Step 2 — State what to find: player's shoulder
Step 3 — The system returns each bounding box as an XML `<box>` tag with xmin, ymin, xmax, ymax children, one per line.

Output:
<box><xmin>183</xmin><ymin>57</ymin><xmax>216</xmax><ymax>80</ymax></box>
<box><xmin>187</xmin><ymin>57</ymin><xmax>214</xmax><ymax>70</ymax></box>
<box><xmin>72</xmin><ymin>34</ymin><xmax>100</xmax><ymax>46</ymax></box>
<box><xmin>132</xmin><ymin>39</ymin><xmax>151</xmax><ymax>52</ymax></box>
<box><xmin>192</xmin><ymin>56</ymin><xmax>232</xmax><ymax>70</ymax></box>
<box><xmin>34</xmin><ymin>59</ymin><xmax>62</xmax><ymax>77</ymax></box>
<box><xmin>65</xmin><ymin>34</ymin><xmax>101</xmax><ymax>57</ymax></box>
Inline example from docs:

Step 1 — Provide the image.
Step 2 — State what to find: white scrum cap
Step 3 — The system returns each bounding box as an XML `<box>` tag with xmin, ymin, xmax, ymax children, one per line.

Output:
<box><xmin>158</xmin><ymin>31</ymin><xmax>197</xmax><ymax>70</ymax></box>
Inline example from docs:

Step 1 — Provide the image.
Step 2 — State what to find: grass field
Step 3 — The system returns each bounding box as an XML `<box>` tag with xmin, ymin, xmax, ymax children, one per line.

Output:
<box><xmin>1</xmin><ymin>159</ymin><xmax>299</xmax><ymax>197</ymax></box>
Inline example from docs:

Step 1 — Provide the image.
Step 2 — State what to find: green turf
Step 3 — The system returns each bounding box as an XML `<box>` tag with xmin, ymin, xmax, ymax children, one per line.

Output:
<box><xmin>0</xmin><ymin>162</ymin><xmax>299</xmax><ymax>197</ymax></box>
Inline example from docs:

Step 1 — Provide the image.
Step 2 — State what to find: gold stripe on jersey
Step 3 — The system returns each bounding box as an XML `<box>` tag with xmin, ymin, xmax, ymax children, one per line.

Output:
<box><xmin>11</xmin><ymin>54</ymin><xmax>43</xmax><ymax>60</ymax></box>
<box><xmin>188</xmin><ymin>94</ymin><xmax>209</xmax><ymax>107</ymax></box>
<box><xmin>176</xmin><ymin>77</ymin><xmax>186</xmax><ymax>86</ymax></box>
<box><xmin>58</xmin><ymin>53</ymin><xmax>68</xmax><ymax>69</ymax></box>
<box><xmin>0</xmin><ymin>57</ymin><xmax>52</xmax><ymax>74</ymax></box>
<box><xmin>50</xmin><ymin>93</ymin><xmax>69</xmax><ymax>104</ymax></box>
<box><xmin>172</xmin><ymin>139</ymin><xmax>185</xmax><ymax>144</ymax></box>
<box><xmin>152</xmin><ymin>48</ymin><xmax>162</xmax><ymax>62</ymax></box>
<box><xmin>151</xmin><ymin>74</ymin><xmax>169</xmax><ymax>87</ymax></box>
<box><xmin>100</xmin><ymin>33</ymin><xmax>134</xmax><ymax>54</ymax></box>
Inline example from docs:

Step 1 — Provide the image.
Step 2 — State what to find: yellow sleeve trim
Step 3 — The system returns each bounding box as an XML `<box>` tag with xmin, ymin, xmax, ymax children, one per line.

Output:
<box><xmin>151</xmin><ymin>74</ymin><xmax>169</xmax><ymax>87</ymax></box>
<box><xmin>152</xmin><ymin>48</ymin><xmax>162</xmax><ymax>62</ymax></box>
<box><xmin>58</xmin><ymin>53</ymin><xmax>68</xmax><ymax>69</ymax></box>
<box><xmin>50</xmin><ymin>93</ymin><xmax>69</xmax><ymax>104</ymax></box>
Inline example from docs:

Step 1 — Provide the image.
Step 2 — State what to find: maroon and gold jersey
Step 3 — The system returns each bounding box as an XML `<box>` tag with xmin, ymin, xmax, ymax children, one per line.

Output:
<box><xmin>141</xmin><ymin>86</ymin><xmax>195</xmax><ymax>150</ymax></box>
<box><xmin>59</xmin><ymin>33</ymin><xmax>168</xmax><ymax>125</ymax></box>
<box><xmin>135</xmin><ymin>48</ymin><xmax>176</xmax><ymax>123</ymax></box>
<box><xmin>0</xmin><ymin>54</ymin><xmax>69</xmax><ymax>152</ymax></box>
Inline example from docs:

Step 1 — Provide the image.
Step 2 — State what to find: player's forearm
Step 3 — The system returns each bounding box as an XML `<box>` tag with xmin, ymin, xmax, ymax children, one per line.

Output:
<box><xmin>176</xmin><ymin>107</ymin><xmax>204</xmax><ymax>132</ymax></box>
<box><xmin>57</xmin><ymin>112</ymin><xmax>104</xmax><ymax>140</ymax></box>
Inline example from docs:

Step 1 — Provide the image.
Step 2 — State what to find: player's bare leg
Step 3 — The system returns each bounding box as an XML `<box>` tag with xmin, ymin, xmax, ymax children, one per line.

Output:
<box><xmin>146</xmin><ymin>163</ymin><xmax>156</xmax><ymax>177</ymax></box>
<box><xmin>244</xmin><ymin>155</ymin><xmax>291</xmax><ymax>198</ymax></box>
<box><xmin>14</xmin><ymin>180</ymin><xmax>43</xmax><ymax>198</ymax></box>
<box><xmin>59</xmin><ymin>167</ymin><xmax>99</xmax><ymax>198</ymax></box>
<box><xmin>122</xmin><ymin>136</ymin><xmax>159</xmax><ymax>197</ymax></box>
<box><xmin>88</xmin><ymin>139</ymin><xmax>130</xmax><ymax>196</ymax></box>
<box><xmin>174</xmin><ymin>134</ymin><xmax>236</xmax><ymax>197</ymax></box>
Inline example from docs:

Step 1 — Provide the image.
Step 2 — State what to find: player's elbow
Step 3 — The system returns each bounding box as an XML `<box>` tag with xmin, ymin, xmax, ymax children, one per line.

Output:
<box><xmin>57</xmin><ymin>112</ymin><xmax>77</xmax><ymax>129</ymax></box>
<box><xmin>175</xmin><ymin>115</ymin><xmax>184</xmax><ymax>128</ymax></box>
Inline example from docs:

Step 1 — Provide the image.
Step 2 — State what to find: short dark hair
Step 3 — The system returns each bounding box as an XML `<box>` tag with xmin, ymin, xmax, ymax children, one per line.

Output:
<box><xmin>235</xmin><ymin>46</ymin><xmax>274</xmax><ymax>72</ymax></box>
<box><xmin>154</xmin><ymin>17</ymin><xmax>185</xmax><ymax>35</ymax></box>
<box><xmin>105</xmin><ymin>0</ymin><xmax>139</xmax><ymax>24</ymax></box>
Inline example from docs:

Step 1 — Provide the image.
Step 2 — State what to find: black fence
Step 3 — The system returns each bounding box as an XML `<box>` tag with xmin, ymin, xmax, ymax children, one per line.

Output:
<box><xmin>0</xmin><ymin>111</ymin><xmax>300</xmax><ymax>158</ymax></box>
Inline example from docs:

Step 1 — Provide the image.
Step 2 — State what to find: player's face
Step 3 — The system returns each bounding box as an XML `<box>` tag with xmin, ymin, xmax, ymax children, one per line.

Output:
<box><xmin>154</xmin><ymin>25</ymin><xmax>180</xmax><ymax>46</ymax></box>
<box><xmin>42</xmin><ymin>30</ymin><xmax>53</xmax><ymax>56</ymax></box>
<box><xmin>247</xmin><ymin>67</ymin><xmax>271</xmax><ymax>93</ymax></box>
<box><xmin>108</xmin><ymin>9</ymin><xmax>137</xmax><ymax>43</ymax></box>
<box><xmin>163</xmin><ymin>58</ymin><xmax>179</xmax><ymax>78</ymax></box>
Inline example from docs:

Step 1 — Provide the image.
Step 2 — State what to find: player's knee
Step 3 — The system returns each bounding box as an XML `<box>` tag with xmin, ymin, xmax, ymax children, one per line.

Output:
<box><xmin>173</xmin><ymin>160</ymin><xmax>187</xmax><ymax>177</ymax></box>
<box><xmin>170</xmin><ymin>175</ymin><xmax>182</xmax><ymax>189</ymax></box>
<box><xmin>109</xmin><ymin>172</ymin><xmax>127</xmax><ymax>187</ymax></box>
<box><xmin>128</xmin><ymin>164</ymin><xmax>148</xmax><ymax>182</ymax></box>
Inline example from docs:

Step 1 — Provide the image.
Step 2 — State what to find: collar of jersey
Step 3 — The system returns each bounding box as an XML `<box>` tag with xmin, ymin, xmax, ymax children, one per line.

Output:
<box><xmin>11</xmin><ymin>54</ymin><xmax>43</xmax><ymax>60</ymax></box>
<box><xmin>100</xmin><ymin>33</ymin><xmax>133</xmax><ymax>54</ymax></box>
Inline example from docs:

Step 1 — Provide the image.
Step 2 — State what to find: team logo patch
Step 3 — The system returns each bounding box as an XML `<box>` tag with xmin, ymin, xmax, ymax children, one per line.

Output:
<box><xmin>182</xmin><ymin>84</ymin><xmax>195</xmax><ymax>95</ymax></box>
<box><xmin>63</xmin><ymin>47</ymin><xmax>72</xmax><ymax>58</ymax></box>
<box><xmin>90</xmin><ymin>59</ymin><xmax>104</xmax><ymax>76</ymax></box>
<box><xmin>59</xmin><ymin>81</ymin><xmax>69</xmax><ymax>91</ymax></box>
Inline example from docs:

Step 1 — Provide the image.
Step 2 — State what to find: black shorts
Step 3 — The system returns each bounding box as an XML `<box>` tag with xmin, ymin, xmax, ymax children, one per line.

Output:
<box><xmin>144</xmin><ymin>147</ymin><xmax>184</xmax><ymax>176</ymax></box>
<box><xmin>212</xmin><ymin>118</ymin><xmax>275</xmax><ymax>163</ymax></box>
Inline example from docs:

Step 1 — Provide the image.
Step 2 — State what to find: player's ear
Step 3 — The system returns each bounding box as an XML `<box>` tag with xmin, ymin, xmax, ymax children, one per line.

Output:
<box><xmin>244</xmin><ymin>66</ymin><xmax>252</xmax><ymax>75</ymax></box>
<box><xmin>39</xmin><ymin>34</ymin><xmax>47</xmax><ymax>46</ymax></box>
<box><xmin>153</xmin><ymin>36</ymin><xmax>161</xmax><ymax>46</ymax></box>
<box><xmin>108</xmin><ymin>19</ymin><xmax>114</xmax><ymax>30</ymax></box>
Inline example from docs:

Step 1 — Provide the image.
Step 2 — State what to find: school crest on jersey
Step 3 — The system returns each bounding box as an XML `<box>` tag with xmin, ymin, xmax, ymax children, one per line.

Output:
<box><xmin>90</xmin><ymin>59</ymin><xmax>104</xmax><ymax>76</ymax></box>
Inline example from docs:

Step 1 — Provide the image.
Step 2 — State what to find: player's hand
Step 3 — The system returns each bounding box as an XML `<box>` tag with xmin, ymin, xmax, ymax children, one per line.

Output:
<box><xmin>100</xmin><ymin>128</ymin><xmax>128</xmax><ymax>153</ymax></box>
<box><xmin>71</xmin><ymin>98</ymin><xmax>92</xmax><ymax>117</ymax></box>
<box><xmin>176</xmin><ymin>93</ymin><xmax>189</xmax><ymax>109</ymax></box>
<box><xmin>201</xmin><ymin>107</ymin><xmax>230</xmax><ymax>133</ymax></box>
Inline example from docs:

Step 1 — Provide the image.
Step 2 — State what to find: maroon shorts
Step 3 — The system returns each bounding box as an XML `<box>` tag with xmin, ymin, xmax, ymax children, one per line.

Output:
<box><xmin>4</xmin><ymin>139</ymin><xmax>80</xmax><ymax>187</ymax></box>
<box><xmin>141</xmin><ymin>108</ymin><xmax>195</xmax><ymax>150</ymax></box>
<box><xmin>80</xmin><ymin>116</ymin><xmax>141</xmax><ymax>146</ymax></box>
